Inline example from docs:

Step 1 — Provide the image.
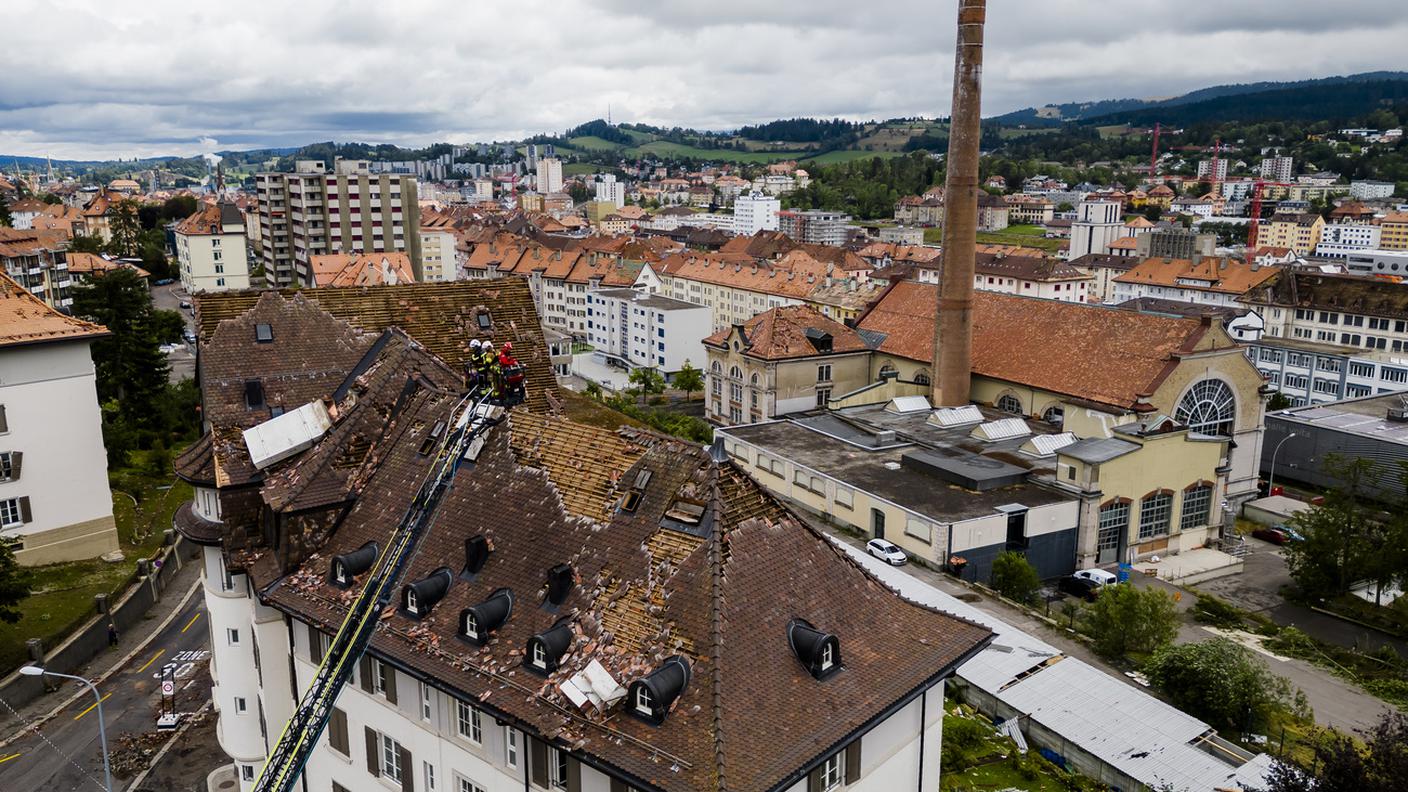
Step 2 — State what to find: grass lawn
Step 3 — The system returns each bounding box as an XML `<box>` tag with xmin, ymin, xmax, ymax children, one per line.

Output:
<box><xmin>568</xmin><ymin>135</ymin><xmax>626</xmax><ymax>152</ymax></box>
<box><xmin>923</xmin><ymin>225</ymin><xmax>1063</xmax><ymax>254</ymax></box>
<box><xmin>0</xmin><ymin>465</ymin><xmax>194</xmax><ymax>672</ymax></box>
<box><xmin>626</xmin><ymin>140</ymin><xmax>804</xmax><ymax>164</ymax></box>
<box><xmin>800</xmin><ymin>149</ymin><xmax>905</xmax><ymax>166</ymax></box>
<box><xmin>562</xmin><ymin>162</ymin><xmax>598</xmax><ymax>177</ymax></box>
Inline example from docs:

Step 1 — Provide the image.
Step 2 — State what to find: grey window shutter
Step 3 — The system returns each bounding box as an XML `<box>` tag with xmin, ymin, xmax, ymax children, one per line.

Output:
<box><xmin>359</xmin><ymin>658</ymin><xmax>374</xmax><ymax>693</ymax></box>
<box><xmin>9</xmin><ymin>451</ymin><xmax>20</xmax><ymax>480</ymax></box>
<box><xmin>845</xmin><ymin>740</ymin><xmax>862</xmax><ymax>784</ymax></box>
<box><xmin>309</xmin><ymin>624</ymin><xmax>323</xmax><ymax>664</ymax></box>
<box><xmin>399</xmin><ymin>746</ymin><xmax>413</xmax><ymax>792</ymax></box>
<box><xmin>530</xmin><ymin>739</ymin><xmax>548</xmax><ymax>788</ymax></box>
<box><xmin>0</xmin><ymin>405</ymin><xmax>7</xmax><ymax>433</ymax></box>
<box><xmin>609</xmin><ymin>779</ymin><xmax>629</xmax><ymax>792</ymax></box>
<box><xmin>384</xmin><ymin>666</ymin><xmax>398</xmax><ymax>704</ymax></box>
<box><xmin>807</xmin><ymin>765</ymin><xmax>822</xmax><ymax>792</ymax></box>
<box><xmin>365</xmin><ymin>727</ymin><xmax>380</xmax><ymax>777</ymax></box>
<box><xmin>566</xmin><ymin>756</ymin><xmax>581</xmax><ymax>792</ymax></box>
<box><xmin>19</xmin><ymin>496</ymin><xmax>32</xmax><ymax>524</ymax></box>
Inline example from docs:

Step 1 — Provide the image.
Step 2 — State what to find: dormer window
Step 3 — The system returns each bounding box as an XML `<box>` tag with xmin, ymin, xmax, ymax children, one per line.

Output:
<box><xmin>820</xmin><ymin>642</ymin><xmax>834</xmax><ymax>672</ymax></box>
<box><xmin>531</xmin><ymin>642</ymin><xmax>547</xmax><ymax>669</ymax></box>
<box><xmin>634</xmin><ymin>685</ymin><xmax>653</xmax><ymax>716</ymax></box>
<box><xmin>328</xmin><ymin>541</ymin><xmax>378</xmax><ymax>589</ymax></box>
<box><xmin>255</xmin><ymin>323</ymin><xmax>274</xmax><ymax>343</ymax></box>
<box><xmin>787</xmin><ymin>618</ymin><xmax>842</xmax><ymax>681</ymax></box>
<box><xmin>458</xmin><ymin>588</ymin><xmax>512</xmax><ymax>646</ymax></box>
<box><xmin>333</xmin><ymin>561</ymin><xmax>348</xmax><ymax>586</ymax></box>
<box><xmin>400</xmin><ymin>568</ymin><xmax>453</xmax><ymax>619</ymax></box>
<box><xmin>524</xmin><ymin>619</ymin><xmax>572</xmax><ymax>675</ymax></box>
<box><xmin>405</xmin><ymin>589</ymin><xmax>419</xmax><ymax>615</ymax></box>
<box><xmin>626</xmin><ymin>656</ymin><xmax>691</xmax><ymax>726</ymax></box>
<box><xmin>464</xmin><ymin>612</ymin><xmax>479</xmax><ymax>640</ymax></box>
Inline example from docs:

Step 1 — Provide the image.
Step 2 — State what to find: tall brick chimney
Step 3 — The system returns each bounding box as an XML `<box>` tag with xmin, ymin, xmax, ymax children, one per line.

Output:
<box><xmin>933</xmin><ymin>0</ymin><xmax>986</xmax><ymax>407</ymax></box>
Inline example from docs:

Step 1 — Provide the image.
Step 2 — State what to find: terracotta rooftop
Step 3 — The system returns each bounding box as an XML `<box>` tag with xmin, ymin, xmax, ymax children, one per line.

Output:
<box><xmin>704</xmin><ymin>304</ymin><xmax>871</xmax><ymax>361</ymax></box>
<box><xmin>175</xmin><ymin>202</ymin><xmax>242</xmax><ymax>236</ymax></box>
<box><xmin>858</xmin><ymin>281</ymin><xmax>1212</xmax><ymax>410</ymax></box>
<box><xmin>65</xmin><ymin>252</ymin><xmax>151</xmax><ymax>279</ymax></box>
<box><xmin>0</xmin><ymin>270</ymin><xmax>108</xmax><ymax>349</ymax></box>
<box><xmin>309</xmin><ymin>252</ymin><xmax>416</xmax><ymax>288</ymax></box>
<box><xmin>1114</xmin><ymin>256</ymin><xmax>1280</xmax><ymax>296</ymax></box>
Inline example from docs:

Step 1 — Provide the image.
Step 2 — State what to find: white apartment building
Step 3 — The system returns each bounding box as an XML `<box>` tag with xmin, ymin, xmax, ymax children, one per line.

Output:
<box><xmin>535</xmin><ymin>158</ymin><xmax>563</xmax><ymax>195</ymax></box>
<box><xmin>593</xmin><ymin>175</ymin><xmax>624</xmax><ymax>210</ymax></box>
<box><xmin>586</xmin><ymin>287</ymin><xmax>711</xmax><ymax>374</ymax></box>
<box><xmin>417</xmin><ymin>224</ymin><xmax>458</xmax><ymax>282</ymax></box>
<box><xmin>1316</xmin><ymin>224</ymin><xmax>1384</xmax><ymax>260</ymax></box>
<box><xmin>176</xmin><ymin>202</ymin><xmax>250</xmax><ymax>293</ymax></box>
<box><xmin>1246</xmin><ymin>339</ymin><xmax>1408</xmax><ymax>406</ymax></box>
<box><xmin>1260</xmin><ymin>155</ymin><xmax>1294</xmax><ymax>182</ymax></box>
<box><xmin>0</xmin><ymin>274</ymin><xmax>116</xmax><ymax>565</ymax></box>
<box><xmin>778</xmin><ymin>210</ymin><xmax>854</xmax><ymax>246</ymax></box>
<box><xmin>1196</xmin><ymin>159</ymin><xmax>1228</xmax><ymax>182</ymax></box>
<box><xmin>255</xmin><ymin>159</ymin><xmax>420</xmax><ymax>288</ymax></box>
<box><xmin>1350</xmin><ymin>180</ymin><xmax>1396</xmax><ymax>201</ymax></box>
<box><xmin>469</xmin><ymin>179</ymin><xmax>495</xmax><ymax>202</ymax></box>
<box><xmin>1066</xmin><ymin>200</ymin><xmax>1124</xmax><ymax>260</ymax></box>
<box><xmin>732</xmin><ymin>191</ymin><xmax>780</xmax><ymax>236</ymax></box>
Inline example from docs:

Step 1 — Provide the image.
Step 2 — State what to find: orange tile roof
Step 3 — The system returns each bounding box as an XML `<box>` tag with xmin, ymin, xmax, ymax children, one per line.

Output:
<box><xmin>0</xmin><ymin>271</ymin><xmax>108</xmax><ymax>348</ymax></box>
<box><xmin>1113</xmin><ymin>256</ymin><xmax>1281</xmax><ymax>296</ymax></box>
<box><xmin>66</xmin><ymin>252</ymin><xmax>151</xmax><ymax>279</ymax></box>
<box><xmin>705</xmin><ymin>304</ymin><xmax>869</xmax><ymax>360</ymax></box>
<box><xmin>309</xmin><ymin>252</ymin><xmax>415</xmax><ymax>287</ymax></box>
<box><xmin>857</xmin><ymin>281</ymin><xmax>1209</xmax><ymax>409</ymax></box>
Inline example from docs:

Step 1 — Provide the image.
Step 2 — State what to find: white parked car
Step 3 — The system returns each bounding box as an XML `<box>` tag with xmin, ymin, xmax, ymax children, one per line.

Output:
<box><xmin>1073</xmin><ymin>567</ymin><xmax>1118</xmax><ymax>587</ymax></box>
<box><xmin>866</xmin><ymin>538</ymin><xmax>907</xmax><ymax>565</ymax></box>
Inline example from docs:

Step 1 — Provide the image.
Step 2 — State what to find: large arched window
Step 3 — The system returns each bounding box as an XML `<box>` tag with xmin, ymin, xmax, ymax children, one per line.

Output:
<box><xmin>1176</xmin><ymin>379</ymin><xmax>1236</xmax><ymax>437</ymax></box>
<box><xmin>878</xmin><ymin>364</ymin><xmax>897</xmax><ymax>380</ymax></box>
<box><xmin>1041</xmin><ymin>405</ymin><xmax>1064</xmax><ymax>427</ymax></box>
<box><xmin>995</xmin><ymin>393</ymin><xmax>1023</xmax><ymax>415</ymax></box>
<box><xmin>913</xmin><ymin>370</ymin><xmax>931</xmax><ymax>386</ymax></box>
<box><xmin>729</xmin><ymin>365</ymin><xmax>742</xmax><ymax>380</ymax></box>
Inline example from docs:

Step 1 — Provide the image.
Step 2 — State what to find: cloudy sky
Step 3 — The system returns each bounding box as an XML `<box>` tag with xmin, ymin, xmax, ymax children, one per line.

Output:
<box><xmin>3</xmin><ymin>0</ymin><xmax>1406</xmax><ymax>160</ymax></box>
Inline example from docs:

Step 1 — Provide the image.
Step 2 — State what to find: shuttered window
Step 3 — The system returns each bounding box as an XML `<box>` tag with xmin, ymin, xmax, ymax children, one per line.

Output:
<box><xmin>327</xmin><ymin>708</ymin><xmax>348</xmax><ymax>755</ymax></box>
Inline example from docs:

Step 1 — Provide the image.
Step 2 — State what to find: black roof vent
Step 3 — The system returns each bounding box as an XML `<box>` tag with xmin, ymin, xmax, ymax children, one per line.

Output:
<box><xmin>459</xmin><ymin>588</ymin><xmax>513</xmax><ymax>646</ymax></box>
<box><xmin>401</xmin><ymin>567</ymin><xmax>454</xmax><ymax>618</ymax></box>
<box><xmin>545</xmin><ymin>563</ymin><xmax>574</xmax><ymax>608</ymax></box>
<box><xmin>787</xmin><ymin>618</ymin><xmax>842</xmax><ymax>680</ymax></box>
<box><xmin>525</xmin><ymin>619</ymin><xmax>573</xmax><ymax>674</ymax></box>
<box><xmin>329</xmin><ymin>541</ymin><xmax>378</xmax><ymax>588</ymax></box>
<box><xmin>463</xmin><ymin>535</ymin><xmax>490</xmax><ymax>577</ymax></box>
<box><xmin>627</xmin><ymin>656</ymin><xmax>692</xmax><ymax>726</ymax></box>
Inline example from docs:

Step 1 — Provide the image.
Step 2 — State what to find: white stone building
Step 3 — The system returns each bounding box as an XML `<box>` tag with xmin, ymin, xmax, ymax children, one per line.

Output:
<box><xmin>1316</xmin><ymin>224</ymin><xmax>1384</xmax><ymax>260</ymax></box>
<box><xmin>0</xmin><ymin>274</ymin><xmax>116</xmax><ymax>565</ymax></box>
<box><xmin>1066</xmin><ymin>200</ymin><xmax>1124</xmax><ymax>260</ymax></box>
<box><xmin>732</xmin><ymin>191</ymin><xmax>780</xmax><ymax>236</ymax></box>
<box><xmin>586</xmin><ymin>287</ymin><xmax>711</xmax><ymax>375</ymax></box>
<box><xmin>176</xmin><ymin>202</ymin><xmax>250</xmax><ymax>293</ymax></box>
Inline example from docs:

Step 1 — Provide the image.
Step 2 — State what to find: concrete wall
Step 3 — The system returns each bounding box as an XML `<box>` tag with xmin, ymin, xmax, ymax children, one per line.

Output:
<box><xmin>0</xmin><ymin>536</ymin><xmax>197</xmax><ymax>713</ymax></box>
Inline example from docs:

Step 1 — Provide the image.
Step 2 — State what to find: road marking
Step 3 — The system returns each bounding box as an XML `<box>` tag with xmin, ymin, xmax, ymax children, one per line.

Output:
<box><xmin>181</xmin><ymin>612</ymin><xmax>202</xmax><ymax>633</ymax></box>
<box><xmin>73</xmin><ymin>693</ymin><xmax>113</xmax><ymax>721</ymax></box>
<box><xmin>137</xmin><ymin>648</ymin><xmax>165</xmax><ymax>673</ymax></box>
<box><xmin>0</xmin><ymin>752</ymin><xmax>20</xmax><ymax>764</ymax></box>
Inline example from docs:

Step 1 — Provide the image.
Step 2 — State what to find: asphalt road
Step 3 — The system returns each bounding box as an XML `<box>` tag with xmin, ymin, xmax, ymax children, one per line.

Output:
<box><xmin>151</xmin><ymin>283</ymin><xmax>196</xmax><ymax>383</ymax></box>
<box><xmin>0</xmin><ymin>594</ymin><xmax>210</xmax><ymax>792</ymax></box>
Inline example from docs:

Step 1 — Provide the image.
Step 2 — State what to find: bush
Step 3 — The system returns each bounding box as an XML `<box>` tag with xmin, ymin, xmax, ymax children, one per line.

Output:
<box><xmin>603</xmin><ymin>396</ymin><xmax>713</xmax><ymax>443</ymax></box>
<box><xmin>1079</xmin><ymin>583</ymin><xmax>1180</xmax><ymax>660</ymax></box>
<box><xmin>1192</xmin><ymin>594</ymin><xmax>1244</xmax><ymax>629</ymax></box>
<box><xmin>990</xmin><ymin>551</ymin><xmax>1041</xmax><ymax>604</ymax></box>
<box><xmin>945</xmin><ymin>716</ymin><xmax>987</xmax><ymax>750</ymax></box>
<box><xmin>1144</xmin><ymin>637</ymin><xmax>1301</xmax><ymax>732</ymax></box>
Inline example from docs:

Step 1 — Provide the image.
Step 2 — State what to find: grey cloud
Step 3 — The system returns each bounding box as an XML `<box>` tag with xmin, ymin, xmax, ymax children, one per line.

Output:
<box><xmin>1</xmin><ymin>0</ymin><xmax>1405</xmax><ymax>159</ymax></box>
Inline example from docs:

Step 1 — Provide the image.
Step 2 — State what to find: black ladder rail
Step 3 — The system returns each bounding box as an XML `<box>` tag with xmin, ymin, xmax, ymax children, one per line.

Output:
<box><xmin>252</xmin><ymin>389</ymin><xmax>497</xmax><ymax>792</ymax></box>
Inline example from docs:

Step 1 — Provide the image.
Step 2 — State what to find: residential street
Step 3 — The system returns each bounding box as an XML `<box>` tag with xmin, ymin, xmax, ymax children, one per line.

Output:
<box><xmin>0</xmin><ymin>593</ymin><xmax>211</xmax><ymax>791</ymax></box>
<box><xmin>151</xmin><ymin>282</ymin><xmax>196</xmax><ymax>383</ymax></box>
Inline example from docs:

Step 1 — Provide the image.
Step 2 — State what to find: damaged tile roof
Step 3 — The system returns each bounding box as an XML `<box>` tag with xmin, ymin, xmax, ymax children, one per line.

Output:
<box><xmin>244</xmin><ymin>398</ymin><xmax>991</xmax><ymax>792</ymax></box>
<box><xmin>1241</xmin><ymin>269</ymin><xmax>1408</xmax><ymax>321</ymax></box>
<box><xmin>194</xmin><ymin>278</ymin><xmax>559</xmax><ymax>412</ymax></box>
<box><xmin>1114</xmin><ymin>256</ymin><xmax>1280</xmax><ymax>296</ymax></box>
<box><xmin>704</xmin><ymin>305</ymin><xmax>870</xmax><ymax>361</ymax></box>
<box><xmin>857</xmin><ymin>281</ymin><xmax>1211</xmax><ymax>410</ymax></box>
<box><xmin>0</xmin><ymin>270</ymin><xmax>108</xmax><ymax>348</ymax></box>
<box><xmin>309</xmin><ymin>252</ymin><xmax>416</xmax><ymax>287</ymax></box>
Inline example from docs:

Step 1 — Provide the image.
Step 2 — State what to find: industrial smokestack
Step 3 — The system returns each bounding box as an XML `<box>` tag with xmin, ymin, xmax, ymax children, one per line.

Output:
<box><xmin>933</xmin><ymin>0</ymin><xmax>986</xmax><ymax>407</ymax></box>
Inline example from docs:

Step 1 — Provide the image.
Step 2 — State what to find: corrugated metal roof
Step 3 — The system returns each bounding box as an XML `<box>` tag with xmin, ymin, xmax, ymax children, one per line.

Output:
<box><xmin>929</xmin><ymin>404</ymin><xmax>985</xmax><ymax>427</ymax></box>
<box><xmin>971</xmin><ymin>417</ymin><xmax>1032</xmax><ymax>442</ymax></box>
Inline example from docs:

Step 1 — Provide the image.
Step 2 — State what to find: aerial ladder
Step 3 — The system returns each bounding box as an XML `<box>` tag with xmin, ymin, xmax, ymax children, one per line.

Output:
<box><xmin>252</xmin><ymin>386</ymin><xmax>505</xmax><ymax>792</ymax></box>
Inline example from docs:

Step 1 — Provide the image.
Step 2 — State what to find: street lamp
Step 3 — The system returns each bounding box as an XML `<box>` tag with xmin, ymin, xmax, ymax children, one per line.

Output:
<box><xmin>1267</xmin><ymin>432</ymin><xmax>1299</xmax><ymax>496</ymax></box>
<box><xmin>19</xmin><ymin>665</ymin><xmax>112</xmax><ymax>792</ymax></box>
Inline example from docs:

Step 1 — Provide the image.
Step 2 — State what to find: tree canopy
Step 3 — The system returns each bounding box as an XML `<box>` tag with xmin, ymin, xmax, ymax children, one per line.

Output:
<box><xmin>1144</xmin><ymin>637</ymin><xmax>1304</xmax><ymax>732</ymax></box>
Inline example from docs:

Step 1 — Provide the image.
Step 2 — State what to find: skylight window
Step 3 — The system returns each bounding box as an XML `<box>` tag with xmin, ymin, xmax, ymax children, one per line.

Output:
<box><xmin>255</xmin><ymin>323</ymin><xmax>274</xmax><ymax>343</ymax></box>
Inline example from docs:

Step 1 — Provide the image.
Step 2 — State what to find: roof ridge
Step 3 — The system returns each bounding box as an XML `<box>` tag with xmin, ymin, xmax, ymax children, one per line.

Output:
<box><xmin>706</xmin><ymin>476</ymin><xmax>729</xmax><ymax>792</ymax></box>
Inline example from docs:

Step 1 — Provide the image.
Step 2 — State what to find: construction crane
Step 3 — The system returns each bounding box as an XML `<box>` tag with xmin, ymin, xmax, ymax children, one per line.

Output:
<box><xmin>1243</xmin><ymin>179</ymin><xmax>1292</xmax><ymax>264</ymax></box>
<box><xmin>251</xmin><ymin>387</ymin><xmax>506</xmax><ymax>792</ymax></box>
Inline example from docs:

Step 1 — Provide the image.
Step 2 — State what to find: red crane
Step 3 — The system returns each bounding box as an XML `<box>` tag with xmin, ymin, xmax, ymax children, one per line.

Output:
<box><xmin>1244</xmin><ymin>179</ymin><xmax>1291</xmax><ymax>263</ymax></box>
